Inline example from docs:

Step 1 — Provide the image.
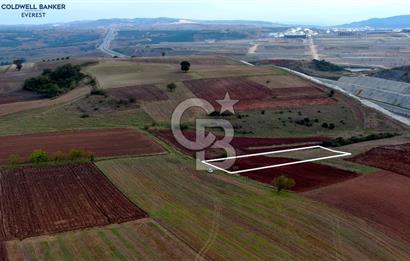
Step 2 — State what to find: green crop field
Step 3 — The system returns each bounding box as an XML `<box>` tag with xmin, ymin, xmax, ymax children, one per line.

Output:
<box><xmin>0</xmin><ymin>105</ymin><xmax>154</xmax><ymax>137</ymax></box>
<box><xmin>96</xmin><ymin>154</ymin><xmax>410</xmax><ymax>260</ymax></box>
<box><xmin>6</xmin><ymin>219</ymin><xmax>197</xmax><ymax>260</ymax></box>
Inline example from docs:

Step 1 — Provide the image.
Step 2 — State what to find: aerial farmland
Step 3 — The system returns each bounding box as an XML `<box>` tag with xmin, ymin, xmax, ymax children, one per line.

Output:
<box><xmin>0</xmin><ymin>53</ymin><xmax>408</xmax><ymax>260</ymax></box>
<box><xmin>0</xmin><ymin>11</ymin><xmax>410</xmax><ymax>260</ymax></box>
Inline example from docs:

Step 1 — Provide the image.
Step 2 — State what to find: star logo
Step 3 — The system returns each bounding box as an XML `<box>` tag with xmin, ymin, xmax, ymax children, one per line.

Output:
<box><xmin>216</xmin><ymin>92</ymin><xmax>238</xmax><ymax>114</ymax></box>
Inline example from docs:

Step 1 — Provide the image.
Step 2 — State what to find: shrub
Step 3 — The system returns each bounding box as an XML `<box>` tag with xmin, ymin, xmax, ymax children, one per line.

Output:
<box><xmin>322</xmin><ymin>133</ymin><xmax>398</xmax><ymax>147</ymax></box>
<box><xmin>9</xmin><ymin>154</ymin><xmax>25</xmax><ymax>165</ymax></box>
<box><xmin>68</xmin><ymin>149</ymin><xmax>92</xmax><ymax>161</ymax></box>
<box><xmin>54</xmin><ymin>150</ymin><xmax>67</xmax><ymax>161</ymax></box>
<box><xmin>167</xmin><ymin>83</ymin><xmax>177</xmax><ymax>92</ymax></box>
<box><xmin>321</xmin><ymin>122</ymin><xmax>329</xmax><ymax>128</ymax></box>
<box><xmin>30</xmin><ymin>150</ymin><xmax>49</xmax><ymax>164</ymax></box>
<box><xmin>272</xmin><ymin>175</ymin><xmax>296</xmax><ymax>193</ymax></box>
<box><xmin>90</xmin><ymin>88</ymin><xmax>106</xmax><ymax>96</ymax></box>
<box><xmin>312</xmin><ymin>59</ymin><xmax>344</xmax><ymax>72</ymax></box>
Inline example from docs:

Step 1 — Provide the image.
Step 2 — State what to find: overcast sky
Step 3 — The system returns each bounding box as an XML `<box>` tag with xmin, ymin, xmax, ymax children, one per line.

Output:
<box><xmin>1</xmin><ymin>0</ymin><xmax>410</xmax><ymax>25</ymax></box>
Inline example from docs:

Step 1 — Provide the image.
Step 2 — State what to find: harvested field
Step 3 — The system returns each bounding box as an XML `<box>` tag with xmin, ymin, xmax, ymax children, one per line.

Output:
<box><xmin>0</xmin><ymin>128</ymin><xmax>164</xmax><ymax>163</ymax></box>
<box><xmin>214</xmin><ymin>155</ymin><xmax>359</xmax><ymax>192</ymax></box>
<box><xmin>107</xmin><ymin>85</ymin><xmax>168</xmax><ymax>101</ymax></box>
<box><xmin>151</xmin><ymin>129</ymin><xmax>331</xmax><ymax>158</ymax></box>
<box><xmin>4</xmin><ymin>219</ymin><xmax>197</xmax><ymax>260</ymax></box>
<box><xmin>348</xmin><ymin>143</ymin><xmax>410</xmax><ymax>177</ymax></box>
<box><xmin>184</xmin><ymin>77</ymin><xmax>336</xmax><ymax>111</ymax></box>
<box><xmin>0</xmin><ymin>163</ymin><xmax>146</xmax><ymax>241</ymax></box>
<box><xmin>304</xmin><ymin>171</ymin><xmax>410</xmax><ymax>244</ymax></box>
<box><xmin>85</xmin><ymin>61</ymin><xmax>193</xmax><ymax>88</ymax></box>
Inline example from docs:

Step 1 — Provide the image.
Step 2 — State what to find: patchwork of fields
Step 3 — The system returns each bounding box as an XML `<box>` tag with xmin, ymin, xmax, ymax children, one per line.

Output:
<box><xmin>0</xmin><ymin>56</ymin><xmax>409</xmax><ymax>259</ymax></box>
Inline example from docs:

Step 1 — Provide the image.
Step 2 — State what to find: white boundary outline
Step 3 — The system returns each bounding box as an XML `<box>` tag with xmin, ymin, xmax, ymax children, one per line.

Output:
<box><xmin>201</xmin><ymin>145</ymin><xmax>351</xmax><ymax>174</ymax></box>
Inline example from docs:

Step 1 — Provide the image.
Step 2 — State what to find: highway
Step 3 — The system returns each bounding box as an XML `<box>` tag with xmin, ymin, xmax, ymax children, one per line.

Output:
<box><xmin>97</xmin><ymin>28</ymin><xmax>128</xmax><ymax>58</ymax></box>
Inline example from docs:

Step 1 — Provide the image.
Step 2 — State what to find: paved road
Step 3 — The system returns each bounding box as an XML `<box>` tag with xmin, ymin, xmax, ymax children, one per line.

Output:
<box><xmin>97</xmin><ymin>28</ymin><xmax>128</xmax><ymax>58</ymax></box>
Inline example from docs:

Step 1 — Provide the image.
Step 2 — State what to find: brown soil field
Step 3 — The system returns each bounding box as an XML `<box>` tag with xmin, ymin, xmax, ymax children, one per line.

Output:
<box><xmin>348</xmin><ymin>143</ymin><xmax>410</xmax><ymax>177</ymax></box>
<box><xmin>0</xmin><ymin>128</ymin><xmax>164</xmax><ymax>163</ymax></box>
<box><xmin>184</xmin><ymin>77</ymin><xmax>336</xmax><ymax>111</ymax></box>
<box><xmin>0</xmin><ymin>85</ymin><xmax>91</xmax><ymax>117</ymax></box>
<box><xmin>304</xmin><ymin>171</ymin><xmax>410</xmax><ymax>244</ymax></box>
<box><xmin>151</xmin><ymin>129</ymin><xmax>331</xmax><ymax>158</ymax></box>
<box><xmin>107</xmin><ymin>85</ymin><xmax>168</xmax><ymax>101</ymax></box>
<box><xmin>0</xmin><ymin>90</ymin><xmax>45</xmax><ymax>105</ymax></box>
<box><xmin>0</xmin><ymin>163</ymin><xmax>147</xmax><ymax>241</ymax></box>
<box><xmin>213</xmin><ymin>156</ymin><xmax>358</xmax><ymax>192</ymax></box>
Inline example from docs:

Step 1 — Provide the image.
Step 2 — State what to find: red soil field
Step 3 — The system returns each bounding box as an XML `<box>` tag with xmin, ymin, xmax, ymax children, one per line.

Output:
<box><xmin>184</xmin><ymin>77</ymin><xmax>335</xmax><ymax>111</ymax></box>
<box><xmin>213</xmin><ymin>156</ymin><xmax>358</xmax><ymax>192</ymax></box>
<box><xmin>151</xmin><ymin>129</ymin><xmax>331</xmax><ymax>159</ymax></box>
<box><xmin>0</xmin><ymin>163</ymin><xmax>146</xmax><ymax>241</ymax></box>
<box><xmin>107</xmin><ymin>85</ymin><xmax>168</xmax><ymax>102</ymax></box>
<box><xmin>304</xmin><ymin>171</ymin><xmax>410</xmax><ymax>244</ymax></box>
<box><xmin>0</xmin><ymin>128</ymin><xmax>164</xmax><ymax>163</ymax></box>
<box><xmin>348</xmin><ymin>143</ymin><xmax>410</xmax><ymax>177</ymax></box>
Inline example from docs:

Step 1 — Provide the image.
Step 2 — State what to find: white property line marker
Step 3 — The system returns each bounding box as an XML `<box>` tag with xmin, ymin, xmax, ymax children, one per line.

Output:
<box><xmin>201</xmin><ymin>145</ymin><xmax>352</xmax><ymax>175</ymax></box>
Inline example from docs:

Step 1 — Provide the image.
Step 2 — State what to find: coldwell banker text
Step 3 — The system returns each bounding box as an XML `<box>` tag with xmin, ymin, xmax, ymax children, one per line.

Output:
<box><xmin>1</xmin><ymin>3</ymin><xmax>66</xmax><ymax>18</ymax></box>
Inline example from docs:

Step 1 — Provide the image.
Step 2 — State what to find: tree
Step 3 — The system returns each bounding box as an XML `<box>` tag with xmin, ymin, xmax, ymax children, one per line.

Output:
<box><xmin>180</xmin><ymin>61</ymin><xmax>191</xmax><ymax>73</ymax></box>
<box><xmin>167</xmin><ymin>83</ymin><xmax>177</xmax><ymax>92</ymax></box>
<box><xmin>30</xmin><ymin>150</ymin><xmax>49</xmax><ymax>164</ymax></box>
<box><xmin>13</xmin><ymin>59</ymin><xmax>24</xmax><ymax>71</ymax></box>
<box><xmin>272</xmin><ymin>175</ymin><xmax>295</xmax><ymax>193</ymax></box>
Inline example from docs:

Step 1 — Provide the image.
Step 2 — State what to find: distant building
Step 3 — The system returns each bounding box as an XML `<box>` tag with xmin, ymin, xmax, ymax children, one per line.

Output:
<box><xmin>284</xmin><ymin>34</ymin><xmax>307</xmax><ymax>39</ymax></box>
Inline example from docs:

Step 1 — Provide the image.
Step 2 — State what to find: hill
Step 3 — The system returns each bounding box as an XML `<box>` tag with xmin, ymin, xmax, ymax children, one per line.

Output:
<box><xmin>339</xmin><ymin>15</ymin><xmax>410</xmax><ymax>29</ymax></box>
<box><xmin>370</xmin><ymin>65</ymin><xmax>410</xmax><ymax>83</ymax></box>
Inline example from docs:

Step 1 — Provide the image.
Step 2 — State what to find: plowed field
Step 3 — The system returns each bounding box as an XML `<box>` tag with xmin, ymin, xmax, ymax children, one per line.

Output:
<box><xmin>0</xmin><ymin>128</ymin><xmax>164</xmax><ymax>163</ymax></box>
<box><xmin>348</xmin><ymin>143</ymin><xmax>410</xmax><ymax>177</ymax></box>
<box><xmin>215</xmin><ymin>156</ymin><xmax>358</xmax><ymax>192</ymax></box>
<box><xmin>0</xmin><ymin>163</ymin><xmax>146</xmax><ymax>241</ymax></box>
<box><xmin>151</xmin><ymin>129</ymin><xmax>330</xmax><ymax>158</ymax></box>
<box><xmin>184</xmin><ymin>77</ymin><xmax>335</xmax><ymax>111</ymax></box>
<box><xmin>107</xmin><ymin>85</ymin><xmax>168</xmax><ymax>101</ymax></box>
<box><xmin>304</xmin><ymin>171</ymin><xmax>410</xmax><ymax>244</ymax></box>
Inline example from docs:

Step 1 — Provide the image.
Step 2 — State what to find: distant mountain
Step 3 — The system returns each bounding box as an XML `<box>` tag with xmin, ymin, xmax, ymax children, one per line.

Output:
<box><xmin>1</xmin><ymin>17</ymin><xmax>288</xmax><ymax>29</ymax></box>
<box><xmin>339</xmin><ymin>15</ymin><xmax>410</xmax><ymax>29</ymax></box>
